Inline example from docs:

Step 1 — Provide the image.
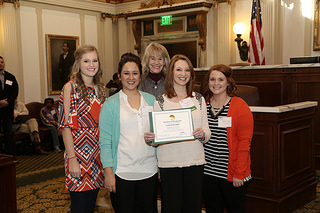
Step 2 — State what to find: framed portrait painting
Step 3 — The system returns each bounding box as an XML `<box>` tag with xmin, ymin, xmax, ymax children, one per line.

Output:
<box><xmin>46</xmin><ymin>34</ymin><xmax>79</xmax><ymax>95</ymax></box>
<box><xmin>314</xmin><ymin>0</ymin><xmax>320</xmax><ymax>50</ymax></box>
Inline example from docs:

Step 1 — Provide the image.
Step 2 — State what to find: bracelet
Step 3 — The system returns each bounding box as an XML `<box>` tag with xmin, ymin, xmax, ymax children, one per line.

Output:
<box><xmin>69</xmin><ymin>156</ymin><xmax>76</xmax><ymax>159</ymax></box>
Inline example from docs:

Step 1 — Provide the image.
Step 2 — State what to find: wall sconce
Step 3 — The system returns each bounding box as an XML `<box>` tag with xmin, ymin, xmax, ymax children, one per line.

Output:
<box><xmin>233</xmin><ymin>22</ymin><xmax>248</xmax><ymax>61</ymax></box>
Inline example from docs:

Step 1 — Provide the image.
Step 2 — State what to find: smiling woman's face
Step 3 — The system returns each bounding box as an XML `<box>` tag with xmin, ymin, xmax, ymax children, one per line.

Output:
<box><xmin>148</xmin><ymin>52</ymin><xmax>164</xmax><ymax>74</ymax></box>
<box><xmin>173</xmin><ymin>59</ymin><xmax>191</xmax><ymax>87</ymax></box>
<box><xmin>208</xmin><ymin>70</ymin><xmax>228</xmax><ymax>96</ymax></box>
<box><xmin>119</xmin><ymin>62</ymin><xmax>141</xmax><ymax>91</ymax></box>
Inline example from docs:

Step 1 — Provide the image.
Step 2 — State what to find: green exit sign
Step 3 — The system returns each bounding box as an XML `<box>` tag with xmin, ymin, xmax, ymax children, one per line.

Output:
<box><xmin>161</xmin><ymin>15</ymin><xmax>172</xmax><ymax>26</ymax></box>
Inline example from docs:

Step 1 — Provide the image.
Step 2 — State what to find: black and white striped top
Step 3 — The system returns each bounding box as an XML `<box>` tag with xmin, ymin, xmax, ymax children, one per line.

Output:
<box><xmin>204</xmin><ymin>101</ymin><xmax>230</xmax><ymax>180</ymax></box>
<box><xmin>204</xmin><ymin>100</ymin><xmax>252</xmax><ymax>182</ymax></box>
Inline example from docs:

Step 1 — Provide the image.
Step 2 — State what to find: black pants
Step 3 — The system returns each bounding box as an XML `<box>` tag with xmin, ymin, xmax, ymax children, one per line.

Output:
<box><xmin>159</xmin><ymin>165</ymin><xmax>203</xmax><ymax>213</ymax></box>
<box><xmin>203</xmin><ymin>174</ymin><xmax>248</xmax><ymax>213</ymax></box>
<box><xmin>69</xmin><ymin>188</ymin><xmax>100</xmax><ymax>213</ymax></box>
<box><xmin>110</xmin><ymin>173</ymin><xmax>158</xmax><ymax>213</ymax></box>
<box><xmin>0</xmin><ymin>114</ymin><xmax>13</xmax><ymax>155</ymax></box>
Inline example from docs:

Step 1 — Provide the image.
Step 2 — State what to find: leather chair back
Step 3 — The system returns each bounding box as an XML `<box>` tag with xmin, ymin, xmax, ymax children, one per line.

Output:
<box><xmin>235</xmin><ymin>85</ymin><xmax>261</xmax><ymax>106</ymax></box>
<box><xmin>193</xmin><ymin>84</ymin><xmax>261</xmax><ymax>106</ymax></box>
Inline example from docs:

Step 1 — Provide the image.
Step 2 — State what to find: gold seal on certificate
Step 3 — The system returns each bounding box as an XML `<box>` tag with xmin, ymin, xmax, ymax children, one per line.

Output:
<box><xmin>149</xmin><ymin>108</ymin><xmax>194</xmax><ymax>144</ymax></box>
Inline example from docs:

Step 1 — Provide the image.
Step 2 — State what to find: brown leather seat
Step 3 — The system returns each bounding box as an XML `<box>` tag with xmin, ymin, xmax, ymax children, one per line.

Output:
<box><xmin>229</xmin><ymin>62</ymin><xmax>256</xmax><ymax>66</ymax></box>
<box><xmin>235</xmin><ymin>85</ymin><xmax>261</xmax><ymax>106</ymax></box>
<box><xmin>193</xmin><ymin>84</ymin><xmax>261</xmax><ymax>106</ymax></box>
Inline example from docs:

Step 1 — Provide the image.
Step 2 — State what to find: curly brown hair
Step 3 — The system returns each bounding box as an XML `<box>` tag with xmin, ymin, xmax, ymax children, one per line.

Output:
<box><xmin>70</xmin><ymin>45</ymin><xmax>105</xmax><ymax>104</ymax></box>
<box><xmin>165</xmin><ymin>54</ymin><xmax>195</xmax><ymax>99</ymax></box>
<box><xmin>200</xmin><ymin>64</ymin><xmax>237</xmax><ymax>101</ymax></box>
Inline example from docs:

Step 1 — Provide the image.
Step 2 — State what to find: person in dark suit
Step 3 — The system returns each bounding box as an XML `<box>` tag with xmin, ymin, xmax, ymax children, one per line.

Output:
<box><xmin>0</xmin><ymin>56</ymin><xmax>19</xmax><ymax>155</ymax></box>
<box><xmin>59</xmin><ymin>42</ymin><xmax>75</xmax><ymax>87</ymax></box>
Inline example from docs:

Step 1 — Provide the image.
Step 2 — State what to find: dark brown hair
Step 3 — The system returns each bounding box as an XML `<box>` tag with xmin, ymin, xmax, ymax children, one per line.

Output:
<box><xmin>165</xmin><ymin>54</ymin><xmax>195</xmax><ymax>99</ymax></box>
<box><xmin>118</xmin><ymin>52</ymin><xmax>142</xmax><ymax>76</ymax></box>
<box><xmin>200</xmin><ymin>64</ymin><xmax>237</xmax><ymax>101</ymax></box>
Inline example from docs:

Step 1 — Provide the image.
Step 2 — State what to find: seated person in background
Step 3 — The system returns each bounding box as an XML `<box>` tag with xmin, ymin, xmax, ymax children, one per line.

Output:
<box><xmin>106</xmin><ymin>72</ymin><xmax>121</xmax><ymax>97</ymax></box>
<box><xmin>40</xmin><ymin>98</ymin><xmax>61</xmax><ymax>152</ymax></box>
<box><xmin>12</xmin><ymin>99</ymin><xmax>49</xmax><ymax>155</ymax></box>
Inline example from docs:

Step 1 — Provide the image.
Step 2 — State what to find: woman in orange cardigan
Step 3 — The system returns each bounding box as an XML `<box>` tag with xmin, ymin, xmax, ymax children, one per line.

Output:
<box><xmin>200</xmin><ymin>64</ymin><xmax>254</xmax><ymax>213</ymax></box>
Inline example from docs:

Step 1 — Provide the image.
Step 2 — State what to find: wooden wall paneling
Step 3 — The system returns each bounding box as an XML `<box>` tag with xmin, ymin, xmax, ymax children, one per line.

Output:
<box><xmin>292</xmin><ymin>75</ymin><xmax>320</xmax><ymax>169</ymax></box>
<box><xmin>0</xmin><ymin>155</ymin><xmax>17</xmax><ymax>213</ymax></box>
<box><xmin>232</xmin><ymin>69</ymin><xmax>290</xmax><ymax>106</ymax></box>
<box><xmin>280</xmin><ymin>118</ymin><xmax>314</xmax><ymax>190</ymax></box>
<box><xmin>248</xmin><ymin>122</ymin><xmax>275</xmax><ymax>193</ymax></box>
<box><xmin>245</xmin><ymin>108</ymin><xmax>317</xmax><ymax>213</ymax></box>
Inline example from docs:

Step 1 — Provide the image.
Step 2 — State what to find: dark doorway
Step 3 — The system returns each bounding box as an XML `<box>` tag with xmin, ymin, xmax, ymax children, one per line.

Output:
<box><xmin>162</xmin><ymin>41</ymin><xmax>197</xmax><ymax>68</ymax></box>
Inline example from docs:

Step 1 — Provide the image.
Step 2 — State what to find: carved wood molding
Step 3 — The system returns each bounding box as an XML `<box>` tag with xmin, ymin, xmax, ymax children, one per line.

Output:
<box><xmin>127</xmin><ymin>2</ymin><xmax>212</xmax><ymax>52</ymax></box>
<box><xmin>93</xmin><ymin>0</ymin><xmax>231</xmax><ymax>5</ymax></box>
<box><xmin>0</xmin><ymin>0</ymin><xmax>20</xmax><ymax>8</ymax></box>
<box><xmin>140</xmin><ymin>0</ymin><xmax>196</xmax><ymax>9</ymax></box>
<box><xmin>126</xmin><ymin>1</ymin><xmax>212</xmax><ymax>18</ymax></box>
<box><xmin>101</xmin><ymin>1</ymin><xmax>214</xmax><ymax>52</ymax></box>
<box><xmin>101</xmin><ymin>1</ymin><xmax>212</xmax><ymax>22</ymax></box>
<box><xmin>132</xmin><ymin>20</ymin><xmax>142</xmax><ymax>53</ymax></box>
<box><xmin>101</xmin><ymin>13</ymin><xmax>127</xmax><ymax>22</ymax></box>
<box><xmin>196</xmin><ymin>13</ymin><xmax>207</xmax><ymax>51</ymax></box>
<box><xmin>213</xmin><ymin>0</ymin><xmax>232</xmax><ymax>8</ymax></box>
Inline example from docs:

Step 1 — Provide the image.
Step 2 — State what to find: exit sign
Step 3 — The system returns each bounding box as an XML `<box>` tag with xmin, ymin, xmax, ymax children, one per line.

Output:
<box><xmin>161</xmin><ymin>15</ymin><xmax>172</xmax><ymax>26</ymax></box>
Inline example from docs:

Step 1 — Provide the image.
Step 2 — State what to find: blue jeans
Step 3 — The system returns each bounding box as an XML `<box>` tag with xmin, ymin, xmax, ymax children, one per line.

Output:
<box><xmin>47</xmin><ymin>126</ymin><xmax>60</xmax><ymax>148</ymax></box>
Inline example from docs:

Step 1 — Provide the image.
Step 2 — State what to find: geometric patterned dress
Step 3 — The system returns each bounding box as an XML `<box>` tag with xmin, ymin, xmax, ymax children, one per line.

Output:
<box><xmin>58</xmin><ymin>81</ymin><xmax>104</xmax><ymax>192</ymax></box>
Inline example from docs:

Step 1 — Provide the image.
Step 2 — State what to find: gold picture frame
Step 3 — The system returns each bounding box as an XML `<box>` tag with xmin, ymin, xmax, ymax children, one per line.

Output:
<box><xmin>314</xmin><ymin>0</ymin><xmax>320</xmax><ymax>50</ymax></box>
<box><xmin>46</xmin><ymin>34</ymin><xmax>79</xmax><ymax>95</ymax></box>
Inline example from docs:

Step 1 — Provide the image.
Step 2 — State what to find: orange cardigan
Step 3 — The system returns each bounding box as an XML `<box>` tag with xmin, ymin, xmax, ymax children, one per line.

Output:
<box><xmin>226</xmin><ymin>97</ymin><xmax>254</xmax><ymax>182</ymax></box>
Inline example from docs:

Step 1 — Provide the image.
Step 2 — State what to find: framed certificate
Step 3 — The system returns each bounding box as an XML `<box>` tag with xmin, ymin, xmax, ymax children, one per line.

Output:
<box><xmin>149</xmin><ymin>108</ymin><xmax>194</xmax><ymax>144</ymax></box>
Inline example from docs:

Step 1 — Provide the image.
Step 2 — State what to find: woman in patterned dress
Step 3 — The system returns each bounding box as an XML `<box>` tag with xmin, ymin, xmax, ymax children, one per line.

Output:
<box><xmin>58</xmin><ymin>45</ymin><xmax>106</xmax><ymax>213</ymax></box>
<box><xmin>200</xmin><ymin>64</ymin><xmax>253</xmax><ymax>213</ymax></box>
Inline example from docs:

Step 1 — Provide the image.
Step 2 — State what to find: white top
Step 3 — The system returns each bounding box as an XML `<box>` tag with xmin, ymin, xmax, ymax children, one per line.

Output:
<box><xmin>116</xmin><ymin>91</ymin><xmax>158</xmax><ymax>180</ymax></box>
<box><xmin>14</xmin><ymin>101</ymin><xmax>29</xmax><ymax>115</ymax></box>
<box><xmin>154</xmin><ymin>92</ymin><xmax>211</xmax><ymax>168</ymax></box>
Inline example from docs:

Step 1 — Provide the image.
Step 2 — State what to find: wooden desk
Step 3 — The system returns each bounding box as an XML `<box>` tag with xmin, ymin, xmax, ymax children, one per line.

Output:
<box><xmin>246</xmin><ymin>102</ymin><xmax>317</xmax><ymax>213</ymax></box>
<box><xmin>195</xmin><ymin>64</ymin><xmax>320</xmax><ymax>168</ymax></box>
<box><xmin>0</xmin><ymin>155</ymin><xmax>17</xmax><ymax>213</ymax></box>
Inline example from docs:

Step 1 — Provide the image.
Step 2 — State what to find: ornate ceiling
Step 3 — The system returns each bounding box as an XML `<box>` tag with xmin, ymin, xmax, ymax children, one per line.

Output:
<box><xmin>92</xmin><ymin>0</ymin><xmax>231</xmax><ymax>6</ymax></box>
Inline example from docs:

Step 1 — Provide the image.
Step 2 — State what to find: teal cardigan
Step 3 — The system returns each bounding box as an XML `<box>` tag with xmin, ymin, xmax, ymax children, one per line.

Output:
<box><xmin>99</xmin><ymin>91</ymin><xmax>156</xmax><ymax>173</ymax></box>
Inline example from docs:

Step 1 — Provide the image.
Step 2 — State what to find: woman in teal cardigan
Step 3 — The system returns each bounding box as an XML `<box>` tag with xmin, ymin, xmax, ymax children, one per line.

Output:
<box><xmin>99</xmin><ymin>53</ymin><xmax>158</xmax><ymax>213</ymax></box>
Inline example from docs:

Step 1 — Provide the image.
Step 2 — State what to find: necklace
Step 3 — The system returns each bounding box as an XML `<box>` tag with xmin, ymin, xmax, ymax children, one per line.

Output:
<box><xmin>209</xmin><ymin>96</ymin><xmax>231</xmax><ymax>119</ymax></box>
<box><xmin>209</xmin><ymin>105</ymin><xmax>225</xmax><ymax>119</ymax></box>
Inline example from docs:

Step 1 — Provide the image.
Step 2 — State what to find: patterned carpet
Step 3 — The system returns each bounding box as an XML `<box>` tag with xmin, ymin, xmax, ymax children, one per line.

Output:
<box><xmin>16</xmin><ymin>151</ymin><xmax>113</xmax><ymax>213</ymax></box>
<box><xmin>15</xmin><ymin>152</ymin><xmax>320</xmax><ymax>212</ymax></box>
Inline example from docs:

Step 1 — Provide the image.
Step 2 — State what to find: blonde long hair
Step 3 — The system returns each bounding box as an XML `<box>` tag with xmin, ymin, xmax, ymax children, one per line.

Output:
<box><xmin>141</xmin><ymin>43</ymin><xmax>170</xmax><ymax>78</ymax></box>
<box><xmin>70</xmin><ymin>45</ymin><xmax>105</xmax><ymax>104</ymax></box>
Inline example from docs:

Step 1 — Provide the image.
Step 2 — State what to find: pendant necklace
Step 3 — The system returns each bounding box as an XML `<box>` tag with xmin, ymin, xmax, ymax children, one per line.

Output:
<box><xmin>209</xmin><ymin>96</ymin><xmax>230</xmax><ymax>119</ymax></box>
